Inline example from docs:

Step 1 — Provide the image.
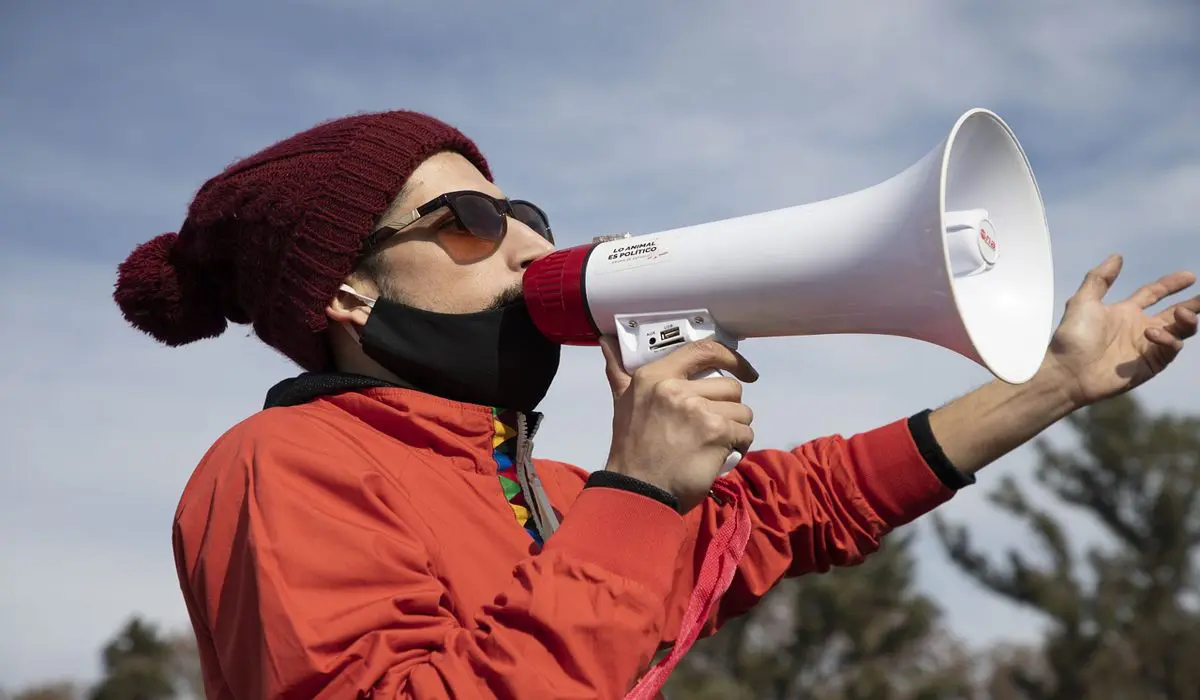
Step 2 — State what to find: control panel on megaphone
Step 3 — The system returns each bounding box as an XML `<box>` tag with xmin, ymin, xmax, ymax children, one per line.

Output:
<box><xmin>524</xmin><ymin>107</ymin><xmax>1056</xmax><ymax>477</ymax></box>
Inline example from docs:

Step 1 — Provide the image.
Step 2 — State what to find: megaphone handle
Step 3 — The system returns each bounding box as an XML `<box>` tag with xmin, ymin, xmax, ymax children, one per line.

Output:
<box><xmin>691</xmin><ymin>366</ymin><xmax>745</xmax><ymax>475</ymax></box>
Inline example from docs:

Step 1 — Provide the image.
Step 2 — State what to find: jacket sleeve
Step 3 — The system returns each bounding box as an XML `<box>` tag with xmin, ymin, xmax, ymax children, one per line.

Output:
<box><xmin>658</xmin><ymin>412</ymin><xmax>960</xmax><ymax>643</ymax></box>
<box><xmin>173</xmin><ymin>423</ymin><xmax>691</xmax><ymax>699</ymax></box>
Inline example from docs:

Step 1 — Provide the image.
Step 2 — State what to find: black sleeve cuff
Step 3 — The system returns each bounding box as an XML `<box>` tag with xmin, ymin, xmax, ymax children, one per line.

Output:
<box><xmin>907</xmin><ymin>409</ymin><xmax>975</xmax><ymax>490</ymax></box>
<box><xmin>584</xmin><ymin>470</ymin><xmax>681</xmax><ymax>513</ymax></box>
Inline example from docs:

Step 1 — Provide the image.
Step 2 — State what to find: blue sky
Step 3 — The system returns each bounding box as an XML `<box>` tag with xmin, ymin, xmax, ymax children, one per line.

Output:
<box><xmin>2</xmin><ymin>0</ymin><xmax>1198</xmax><ymax>690</ymax></box>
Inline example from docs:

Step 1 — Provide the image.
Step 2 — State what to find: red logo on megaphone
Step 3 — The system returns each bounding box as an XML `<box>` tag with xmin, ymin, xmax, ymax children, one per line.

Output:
<box><xmin>980</xmin><ymin>229</ymin><xmax>997</xmax><ymax>251</ymax></box>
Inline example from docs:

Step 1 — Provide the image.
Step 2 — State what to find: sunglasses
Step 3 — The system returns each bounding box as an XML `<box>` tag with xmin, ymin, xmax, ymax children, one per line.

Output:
<box><xmin>361</xmin><ymin>190</ymin><xmax>553</xmax><ymax>256</ymax></box>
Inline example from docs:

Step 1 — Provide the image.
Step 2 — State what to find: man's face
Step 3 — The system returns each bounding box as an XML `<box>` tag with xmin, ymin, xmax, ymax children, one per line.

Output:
<box><xmin>365</xmin><ymin>151</ymin><xmax>555</xmax><ymax>313</ymax></box>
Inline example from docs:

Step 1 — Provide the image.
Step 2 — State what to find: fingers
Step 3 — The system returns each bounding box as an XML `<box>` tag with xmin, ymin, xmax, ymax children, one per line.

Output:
<box><xmin>1128</xmin><ymin>271</ymin><xmax>1196</xmax><ymax>309</ymax></box>
<box><xmin>699</xmin><ymin>408</ymin><xmax>754</xmax><ymax>453</ymax></box>
<box><xmin>695</xmin><ymin>394</ymin><xmax>754</xmax><ymax>455</ymax></box>
<box><xmin>1073</xmin><ymin>254</ymin><xmax>1123</xmax><ymax>303</ymax></box>
<box><xmin>599</xmin><ymin>336</ymin><xmax>632</xmax><ymax>398</ymax></box>
<box><xmin>728</xmin><ymin>422</ymin><xmax>755</xmax><ymax>455</ymax></box>
<box><xmin>705</xmin><ymin>399</ymin><xmax>754</xmax><ymax>426</ymax></box>
<box><xmin>1146</xmin><ymin>326</ymin><xmax>1185</xmax><ymax>354</ymax></box>
<box><xmin>650</xmin><ymin>339</ymin><xmax>759</xmax><ymax>383</ymax></box>
<box><xmin>1145</xmin><ymin>303</ymin><xmax>1198</xmax><ymax>358</ymax></box>
<box><xmin>688</xmin><ymin>374</ymin><xmax>744</xmax><ymax>402</ymax></box>
<box><xmin>1163</xmin><ymin>302</ymin><xmax>1199</xmax><ymax>341</ymax></box>
<box><xmin>1158</xmin><ymin>291</ymin><xmax>1200</xmax><ymax>322</ymax></box>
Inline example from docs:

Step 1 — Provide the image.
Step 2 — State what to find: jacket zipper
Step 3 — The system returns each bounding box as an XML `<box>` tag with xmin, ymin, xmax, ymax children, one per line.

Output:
<box><xmin>513</xmin><ymin>412</ymin><xmax>559</xmax><ymax>540</ymax></box>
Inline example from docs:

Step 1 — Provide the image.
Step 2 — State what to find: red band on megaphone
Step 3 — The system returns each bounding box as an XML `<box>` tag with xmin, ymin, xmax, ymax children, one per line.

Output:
<box><xmin>523</xmin><ymin>244</ymin><xmax>602</xmax><ymax>345</ymax></box>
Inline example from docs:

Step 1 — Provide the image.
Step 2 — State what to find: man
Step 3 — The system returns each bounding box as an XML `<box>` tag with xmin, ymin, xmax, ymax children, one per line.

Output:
<box><xmin>114</xmin><ymin>110</ymin><xmax>1197</xmax><ymax>699</ymax></box>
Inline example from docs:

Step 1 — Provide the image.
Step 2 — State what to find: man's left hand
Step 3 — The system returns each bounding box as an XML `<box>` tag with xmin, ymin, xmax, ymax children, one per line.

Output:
<box><xmin>1042</xmin><ymin>254</ymin><xmax>1198</xmax><ymax>407</ymax></box>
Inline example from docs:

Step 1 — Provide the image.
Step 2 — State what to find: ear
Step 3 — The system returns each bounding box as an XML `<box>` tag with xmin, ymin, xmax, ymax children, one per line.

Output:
<box><xmin>325</xmin><ymin>282</ymin><xmax>375</xmax><ymax>329</ymax></box>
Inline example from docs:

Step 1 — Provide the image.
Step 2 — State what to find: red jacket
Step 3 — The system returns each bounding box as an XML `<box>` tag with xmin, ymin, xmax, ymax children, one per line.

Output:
<box><xmin>173</xmin><ymin>374</ymin><xmax>959</xmax><ymax>699</ymax></box>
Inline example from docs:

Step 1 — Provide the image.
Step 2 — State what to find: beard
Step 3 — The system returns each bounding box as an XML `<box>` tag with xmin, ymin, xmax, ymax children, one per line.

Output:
<box><xmin>376</xmin><ymin>281</ymin><xmax>525</xmax><ymax>315</ymax></box>
<box><xmin>486</xmin><ymin>283</ymin><xmax>525</xmax><ymax>311</ymax></box>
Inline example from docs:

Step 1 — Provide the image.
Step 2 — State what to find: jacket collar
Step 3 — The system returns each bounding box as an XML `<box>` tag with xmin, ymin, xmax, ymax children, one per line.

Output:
<box><xmin>264</xmin><ymin>372</ymin><xmax>400</xmax><ymax>409</ymax></box>
<box><xmin>263</xmin><ymin>373</ymin><xmax>545</xmax><ymax>471</ymax></box>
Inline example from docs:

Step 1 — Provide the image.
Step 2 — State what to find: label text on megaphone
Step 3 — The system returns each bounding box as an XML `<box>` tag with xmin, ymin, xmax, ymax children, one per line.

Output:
<box><xmin>608</xmin><ymin>241</ymin><xmax>659</xmax><ymax>260</ymax></box>
<box><xmin>594</xmin><ymin>237</ymin><xmax>671</xmax><ymax>276</ymax></box>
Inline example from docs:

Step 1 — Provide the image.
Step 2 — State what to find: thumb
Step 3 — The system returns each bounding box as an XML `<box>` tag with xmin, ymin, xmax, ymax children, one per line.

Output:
<box><xmin>1074</xmin><ymin>254</ymin><xmax>1123</xmax><ymax>303</ymax></box>
<box><xmin>599</xmin><ymin>336</ymin><xmax>632</xmax><ymax>398</ymax></box>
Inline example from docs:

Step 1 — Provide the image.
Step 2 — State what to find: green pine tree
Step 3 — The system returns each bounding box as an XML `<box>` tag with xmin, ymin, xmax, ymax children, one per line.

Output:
<box><xmin>934</xmin><ymin>393</ymin><xmax>1200</xmax><ymax>700</ymax></box>
<box><xmin>3</xmin><ymin>681</ymin><xmax>80</xmax><ymax>700</ymax></box>
<box><xmin>88</xmin><ymin>617</ymin><xmax>176</xmax><ymax>700</ymax></box>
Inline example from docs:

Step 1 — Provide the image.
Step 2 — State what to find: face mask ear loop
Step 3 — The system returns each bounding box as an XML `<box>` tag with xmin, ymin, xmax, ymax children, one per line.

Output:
<box><xmin>337</xmin><ymin>284</ymin><xmax>376</xmax><ymax>345</ymax></box>
<box><xmin>340</xmin><ymin>323</ymin><xmax>362</xmax><ymax>344</ymax></box>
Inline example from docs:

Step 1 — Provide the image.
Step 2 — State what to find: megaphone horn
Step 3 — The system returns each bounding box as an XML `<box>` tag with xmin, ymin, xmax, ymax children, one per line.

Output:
<box><xmin>524</xmin><ymin>108</ymin><xmax>1055</xmax><ymax>468</ymax></box>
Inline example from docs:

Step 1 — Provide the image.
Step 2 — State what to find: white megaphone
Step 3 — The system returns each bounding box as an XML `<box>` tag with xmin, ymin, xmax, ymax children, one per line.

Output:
<box><xmin>524</xmin><ymin>108</ymin><xmax>1055</xmax><ymax>473</ymax></box>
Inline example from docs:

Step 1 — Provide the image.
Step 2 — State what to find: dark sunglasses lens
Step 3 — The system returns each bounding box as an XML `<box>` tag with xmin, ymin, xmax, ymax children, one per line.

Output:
<box><xmin>455</xmin><ymin>194</ymin><xmax>505</xmax><ymax>241</ymax></box>
<box><xmin>511</xmin><ymin>202</ymin><xmax>553</xmax><ymax>242</ymax></box>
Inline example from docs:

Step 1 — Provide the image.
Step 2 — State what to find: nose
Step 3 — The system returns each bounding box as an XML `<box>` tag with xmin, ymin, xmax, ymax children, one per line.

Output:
<box><xmin>509</xmin><ymin>218</ymin><xmax>557</xmax><ymax>270</ymax></box>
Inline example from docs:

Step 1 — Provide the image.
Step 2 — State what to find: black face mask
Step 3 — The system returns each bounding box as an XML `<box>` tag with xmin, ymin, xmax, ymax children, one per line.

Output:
<box><xmin>348</xmin><ymin>291</ymin><xmax>562</xmax><ymax>413</ymax></box>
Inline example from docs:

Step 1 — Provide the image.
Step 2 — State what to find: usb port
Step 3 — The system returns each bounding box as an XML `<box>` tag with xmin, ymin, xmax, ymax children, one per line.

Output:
<box><xmin>651</xmin><ymin>325</ymin><xmax>685</xmax><ymax>350</ymax></box>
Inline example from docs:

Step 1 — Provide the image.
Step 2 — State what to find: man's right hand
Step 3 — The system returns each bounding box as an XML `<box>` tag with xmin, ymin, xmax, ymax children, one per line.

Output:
<box><xmin>600</xmin><ymin>336</ymin><xmax>759</xmax><ymax>513</ymax></box>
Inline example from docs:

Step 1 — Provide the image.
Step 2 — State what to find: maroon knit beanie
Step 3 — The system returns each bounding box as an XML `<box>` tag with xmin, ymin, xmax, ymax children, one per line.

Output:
<box><xmin>113</xmin><ymin>110</ymin><xmax>492</xmax><ymax>372</ymax></box>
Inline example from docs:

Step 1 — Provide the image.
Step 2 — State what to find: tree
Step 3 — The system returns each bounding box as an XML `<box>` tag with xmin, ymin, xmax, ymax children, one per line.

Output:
<box><xmin>935</xmin><ymin>393</ymin><xmax>1200</xmax><ymax>700</ymax></box>
<box><xmin>1</xmin><ymin>682</ymin><xmax>80</xmax><ymax>700</ymax></box>
<box><xmin>664</xmin><ymin>529</ymin><xmax>979</xmax><ymax>699</ymax></box>
<box><xmin>164</xmin><ymin>631</ymin><xmax>204</xmax><ymax>700</ymax></box>
<box><xmin>88</xmin><ymin>617</ymin><xmax>176</xmax><ymax>700</ymax></box>
<box><xmin>1</xmin><ymin>621</ymin><xmax>204</xmax><ymax>700</ymax></box>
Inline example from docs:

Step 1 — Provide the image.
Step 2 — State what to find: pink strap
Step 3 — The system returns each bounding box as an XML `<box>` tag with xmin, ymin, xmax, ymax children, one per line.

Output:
<box><xmin>624</xmin><ymin>478</ymin><xmax>752</xmax><ymax>699</ymax></box>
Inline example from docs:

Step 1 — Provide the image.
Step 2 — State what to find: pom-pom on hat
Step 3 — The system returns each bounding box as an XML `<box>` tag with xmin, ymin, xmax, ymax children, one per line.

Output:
<box><xmin>113</xmin><ymin>110</ymin><xmax>492</xmax><ymax>371</ymax></box>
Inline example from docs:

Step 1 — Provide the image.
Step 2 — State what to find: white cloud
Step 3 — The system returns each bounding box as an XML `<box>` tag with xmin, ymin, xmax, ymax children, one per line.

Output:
<box><xmin>2</xmin><ymin>0</ymin><xmax>1198</xmax><ymax>691</ymax></box>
